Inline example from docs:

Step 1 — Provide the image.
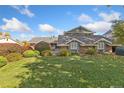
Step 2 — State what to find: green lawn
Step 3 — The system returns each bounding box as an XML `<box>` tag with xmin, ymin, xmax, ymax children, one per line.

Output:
<box><xmin>0</xmin><ymin>55</ymin><xmax>124</xmax><ymax>88</ymax></box>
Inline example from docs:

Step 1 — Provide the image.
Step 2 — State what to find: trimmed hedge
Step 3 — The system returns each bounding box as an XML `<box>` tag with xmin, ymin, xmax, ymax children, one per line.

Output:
<box><xmin>115</xmin><ymin>46</ymin><xmax>124</xmax><ymax>56</ymax></box>
<box><xmin>6</xmin><ymin>53</ymin><xmax>23</xmax><ymax>62</ymax></box>
<box><xmin>0</xmin><ymin>56</ymin><xmax>7</xmax><ymax>67</ymax></box>
<box><xmin>23</xmin><ymin>50</ymin><xmax>40</xmax><ymax>57</ymax></box>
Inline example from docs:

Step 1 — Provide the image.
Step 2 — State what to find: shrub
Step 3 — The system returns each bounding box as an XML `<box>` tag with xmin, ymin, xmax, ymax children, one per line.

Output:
<box><xmin>115</xmin><ymin>46</ymin><xmax>124</xmax><ymax>56</ymax></box>
<box><xmin>6</xmin><ymin>53</ymin><xmax>23</xmax><ymax>62</ymax></box>
<box><xmin>0</xmin><ymin>44</ymin><xmax>22</xmax><ymax>56</ymax></box>
<box><xmin>85</xmin><ymin>48</ymin><xmax>96</xmax><ymax>55</ymax></box>
<box><xmin>59</xmin><ymin>49</ymin><xmax>71</xmax><ymax>56</ymax></box>
<box><xmin>41</xmin><ymin>50</ymin><xmax>52</xmax><ymax>56</ymax></box>
<box><xmin>35</xmin><ymin>41</ymin><xmax>51</xmax><ymax>52</ymax></box>
<box><xmin>23</xmin><ymin>50</ymin><xmax>39</xmax><ymax>57</ymax></box>
<box><xmin>0</xmin><ymin>56</ymin><xmax>7</xmax><ymax>67</ymax></box>
<box><xmin>34</xmin><ymin>50</ymin><xmax>40</xmax><ymax>55</ymax></box>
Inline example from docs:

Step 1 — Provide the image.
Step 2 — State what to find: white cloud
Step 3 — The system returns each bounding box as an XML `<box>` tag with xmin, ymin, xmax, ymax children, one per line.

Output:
<box><xmin>39</xmin><ymin>24</ymin><xmax>56</xmax><ymax>32</ymax></box>
<box><xmin>83</xmin><ymin>21</ymin><xmax>112</xmax><ymax>34</ymax></box>
<box><xmin>19</xmin><ymin>33</ymin><xmax>35</xmax><ymax>41</ymax></box>
<box><xmin>0</xmin><ymin>17</ymin><xmax>31</xmax><ymax>32</ymax></box>
<box><xmin>81</xmin><ymin>11</ymin><xmax>121</xmax><ymax>34</ymax></box>
<box><xmin>38</xmin><ymin>24</ymin><xmax>64</xmax><ymax>36</ymax></box>
<box><xmin>99</xmin><ymin>11</ymin><xmax>121</xmax><ymax>22</ymax></box>
<box><xmin>11</xmin><ymin>5</ymin><xmax>35</xmax><ymax>17</ymax></box>
<box><xmin>78</xmin><ymin>14</ymin><xmax>93</xmax><ymax>23</ymax></box>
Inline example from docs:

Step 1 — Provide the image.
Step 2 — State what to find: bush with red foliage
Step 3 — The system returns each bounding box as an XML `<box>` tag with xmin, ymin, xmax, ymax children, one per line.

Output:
<box><xmin>0</xmin><ymin>43</ymin><xmax>23</xmax><ymax>56</ymax></box>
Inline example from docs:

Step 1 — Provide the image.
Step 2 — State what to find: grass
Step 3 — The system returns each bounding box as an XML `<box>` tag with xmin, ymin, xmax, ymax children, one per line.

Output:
<box><xmin>0</xmin><ymin>57</ymin><xmax>37</xmax><ymax>88</ymax></box>
<box><xmin>0</xmin><ymin>55</ymin><xmax>124</xmax><ymax>88</ymax></box>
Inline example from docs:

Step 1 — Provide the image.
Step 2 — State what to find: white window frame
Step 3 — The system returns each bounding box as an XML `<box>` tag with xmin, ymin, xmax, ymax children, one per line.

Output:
<box><xmin>97</xmin><ymin>42</ymin><xmax>105</xmax><ymax>50</ymax></box>
<box><xmin>70</xmin><ymin>41</ymin><xmax>78</xmax><ymax>50</ymax></box>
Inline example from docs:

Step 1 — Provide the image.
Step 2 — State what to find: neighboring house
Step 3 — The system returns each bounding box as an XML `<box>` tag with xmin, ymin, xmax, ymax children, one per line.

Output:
<box><xmin>0</xmin><ymin>32</ymin><xmax>19</xmax><ymax>44</ymax></box>
<box><xmin>29</xmin><ymin>37</ymin><xmax>58</xmax><ymax>50</ymax></box>
<box><xmin>0</xmin><ymin>32</ymin><xmax>22</xmax><ymax>55</ymax></box>
<box><xmin>29</xmin><ymin>26</ymin><xmax>121</xmax><ymax>54</ymax></box>
<box><xmin>0</xmin><ymin>38</ymin><xmax>17</xmax><ymax>44</ymax></box>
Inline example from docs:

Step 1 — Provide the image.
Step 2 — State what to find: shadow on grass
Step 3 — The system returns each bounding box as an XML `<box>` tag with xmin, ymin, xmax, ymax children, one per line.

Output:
<box><xmin>17</xmin><ymin>57</ymin><xmax>90</xmax><ymax>88</ymax></box>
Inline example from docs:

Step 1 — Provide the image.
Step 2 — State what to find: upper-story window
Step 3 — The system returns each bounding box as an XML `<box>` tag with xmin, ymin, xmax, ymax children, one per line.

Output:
<box><xmin>70</xmin><ymin>41</ymin><xmax>78</xmax><ymax>50</ymax></box>
<box><xmin>97</xmin><ymin>42</ymin><xmax>105</xmax><ymax>50</ymax></box>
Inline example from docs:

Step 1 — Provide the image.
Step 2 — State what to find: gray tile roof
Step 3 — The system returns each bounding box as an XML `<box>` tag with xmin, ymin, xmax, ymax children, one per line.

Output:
<box><xmin>58</xmin><ymin>35</ymin><xmax>112</xmax><ymax>45</ymax></box>
<box><xmin>65</xmin><ymin>26</ymin><xmax>93</xmax><ymax>33</ymax></box>
<box><xmin>103</xmin><ymin>30</ymin><xmax>112</xmax><ymax>36</ymax></box>
<box><xmin>29</xmin><ymin>37</ymin><xmax>58</xmax><ymax>43</ymax></box>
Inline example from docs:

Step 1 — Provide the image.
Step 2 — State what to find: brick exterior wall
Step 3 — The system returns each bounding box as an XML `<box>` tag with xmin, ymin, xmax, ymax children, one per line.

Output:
<box><xmin>59</xmin><ymin>46</ymin><xmax>68</xmax><ymax>50</ymax></box>
<box><xmin>105</xmin><ymin>45</ymin><xmax>112</xmax><ymax>53</ymax></box>
<box><xmin>79</xmin><ymin>46</ymin><xmax>96</xmax><ymax>54</ymax></box>
<box><xmin>58</xmin><ymin>45</ymin><xmax>112</xmax><ymax>54</ymax></box>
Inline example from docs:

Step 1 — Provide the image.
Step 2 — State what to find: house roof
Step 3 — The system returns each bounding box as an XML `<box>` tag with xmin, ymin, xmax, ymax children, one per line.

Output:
<box><xmin>58</xmin><ymin>35</ymin><xmax>112</xmax><ymax>45</ymax></box>
<box><xmin>29</xmin><ymin>37</ymin><xmax>58</xmax><ymax>44</ymax></box>
<box><xmin>65</xmin><ymin>26</ymin><xmax>93</xmax><ymax>34</ymax></box>
<box><xmin>58</xmin><ymin>35</ymin><xmax>94</xmax><ymax>45</ymax></box>
<box><xmin>0</xmin><ymin>38</ymin><xmax>17</xmax><ymax>44</ymax></box>
<box><xmin>103</xmin><ymin>30</ymin><xmax>112</xmax><ymax>36</ymax></box>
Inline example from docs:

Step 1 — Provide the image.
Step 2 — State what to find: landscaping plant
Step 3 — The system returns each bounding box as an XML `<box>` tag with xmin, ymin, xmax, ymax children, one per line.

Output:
<box><xmin>41</xmin><ymin>50</ymin><xmax>52</xmax><ymax>56</ymax></box>
<box><xmin>6</xmin><ymin>53</ymin><xmax>23</xmax><ymax>62</ymax></box>
<box><xmin>23</xmin><ymin>50</ymin><xmax>40</xmax><ymax>57</ymax></box>
<box><xmin>85</xmin><ymin>47</ymin><xmax>96</xmax><ymax>55</ymax></box>
<box><xmin>59</xmin><ymin>49</ymin><xmax>71</xmax><ymax>56</ymax></box>
<box><xmin>0</xmin><ymin>44</ymin><xmax>22</xmax><ymax>56</ymax></box>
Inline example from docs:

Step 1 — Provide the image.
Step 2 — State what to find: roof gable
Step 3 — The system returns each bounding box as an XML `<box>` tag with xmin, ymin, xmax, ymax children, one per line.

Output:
<box><xmin>94</xmin><ymin>38</ymin><xmax>112</xmax><ymax>44</ymax></box>
<box><xmin>65</xmin><ymin>26</ymin><xmax>93</xmax><ymax>34</ymax></box>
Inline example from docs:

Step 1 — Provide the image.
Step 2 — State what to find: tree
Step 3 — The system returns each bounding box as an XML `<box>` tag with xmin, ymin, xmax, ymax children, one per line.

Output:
<box><xmin>5</xmin><ymin>32</ymin><xmax>10</xmax><ymax>41</ymax></box>
<box><xmin>0</xmin><ymin>32</ymin><xmax>2</xmax><ymax>39</ymax></box>
<box><xmin>112</xmin><ymin>20</ymin><xmax>124</xmax><ymax>44</ymax></box>
<box><xmin>0</xmin><ymin>32</ymin><xmax>2</xmax><ymax>35</ymax></box>
<box><xmin>22</xmin><ymin>41</ymin><xmax>30</xmax><ymax>47</ymax></box>
<box><xmin>35</xmin><ymin>41</ymin><xmax>51</xmax><ymax>52</ymax></box>
<box><xmin>22</xmin><ymin>41</ymin><xmax>31</xmax><ymax>50</ymax></box>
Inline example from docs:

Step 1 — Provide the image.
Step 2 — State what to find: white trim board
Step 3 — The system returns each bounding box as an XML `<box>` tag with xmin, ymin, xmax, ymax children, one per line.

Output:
<box><xmin>65</xmin><ymin>38</ymin><xmax>85</xmax><ymax>44</ymax></box>
<box><xmin>94</xmin><ymin>38</ymin><xmax>112</xmax><ymax>44</ymax></box>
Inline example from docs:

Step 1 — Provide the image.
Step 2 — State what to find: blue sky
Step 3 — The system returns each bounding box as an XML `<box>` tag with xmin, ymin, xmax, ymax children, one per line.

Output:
<box><xmin>0</xmin><ymin>5</ymin><xmax>123</xmax><ymax>41</ymax></box>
